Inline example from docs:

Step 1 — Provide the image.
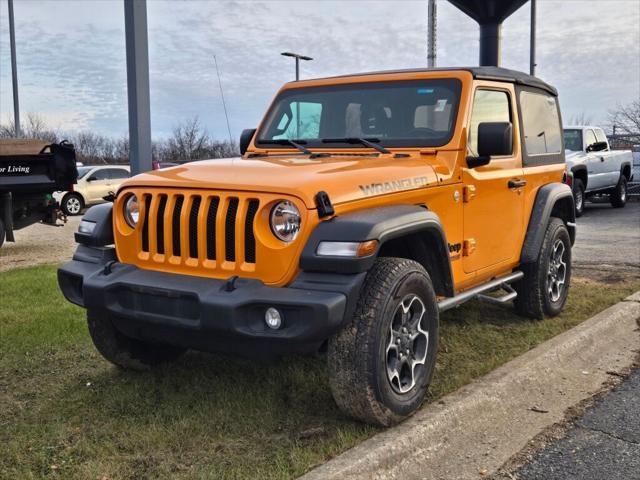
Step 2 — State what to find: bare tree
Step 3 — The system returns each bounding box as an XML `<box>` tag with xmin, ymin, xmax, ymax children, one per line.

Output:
<box><xmin>608</xmin><ymin>100</ymin><xmax>640</xmax><ymax>136</ymax></box>
<box><xmin>568</xmin><ymin>112</ymin><xmax>593</xmax><ymax>126</ymax></box>
<box><xmin>0</xmin><ymin>113</ymin><xmax>58</xmax><ymax>142</ymax></box>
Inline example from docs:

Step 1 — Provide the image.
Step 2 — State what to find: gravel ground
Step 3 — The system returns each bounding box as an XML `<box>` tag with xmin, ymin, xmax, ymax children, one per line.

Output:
<box><xmin>0</xmin><ymin>200</ymin><xmax>638</xmax><ymax>274</ymax></box>
<box><xmin>0</xmin><ymin>215</ymin><xmax>81</xmax><ymax>272</ymax></box>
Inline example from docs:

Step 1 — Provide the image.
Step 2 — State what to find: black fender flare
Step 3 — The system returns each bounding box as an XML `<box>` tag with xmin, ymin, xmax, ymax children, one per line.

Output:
<box><xmin>300</xmin><ymin>205</ymin><xmax>454</xmax><ymax>297</ymax></box>
<box><xmin>74</xmin><ymin>203</ymin><xmax>114</xmax><ymax>247</ymax></box>
<box><xmin>521</xmin><ymin>183</ymin><xmax>576</xmax><ymax>264</ymax></box>
<box><xmin>571</xmin><ymin>164</ymin><xmax>588</xmax><ymax>188</ymax></box>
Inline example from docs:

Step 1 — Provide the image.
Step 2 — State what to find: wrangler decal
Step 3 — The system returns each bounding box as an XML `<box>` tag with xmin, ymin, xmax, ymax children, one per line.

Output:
<box><xmin>359</xmin><ymin>176</ymin><xmax>429</xmax><ymax>196</ymax></box>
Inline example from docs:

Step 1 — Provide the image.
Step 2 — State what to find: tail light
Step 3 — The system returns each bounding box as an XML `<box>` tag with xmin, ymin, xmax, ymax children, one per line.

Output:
<box><xmin>562</xmin><ymin>171</ymin><xmax>573</xmax><ymax>187</ymax></box>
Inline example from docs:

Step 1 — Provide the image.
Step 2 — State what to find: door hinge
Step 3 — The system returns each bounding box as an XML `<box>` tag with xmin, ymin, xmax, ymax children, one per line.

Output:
<box><xmin>463</xmin><ymin>238</ymin><xmax>476</xmax><ymax>256</ymax></box>
<box><xmin>463</xmin><ymin>185</ymin><xmax>476</xmax><ymax>203</ymax></box>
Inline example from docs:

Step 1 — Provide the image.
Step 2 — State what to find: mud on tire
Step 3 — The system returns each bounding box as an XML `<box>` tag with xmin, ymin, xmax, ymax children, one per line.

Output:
<box><xmin>87</xmin><ymin>310</ymin><xmax>185</xmax><ymax>370</ymax></box>
<box><xmin>514</xmin><ymin>217</ymin><xmax>571</xmax><ymax>319</ymax></box>
<box><xmin>327</xmin><ymin>257</ymin><xmax>439</xmax><ymax>426</ymax></box>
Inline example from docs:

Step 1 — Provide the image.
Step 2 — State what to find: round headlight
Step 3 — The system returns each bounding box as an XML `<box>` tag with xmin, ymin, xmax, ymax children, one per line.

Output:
<box><xmin>270</xmin><ymin>200</ymin><xmax>301</xmax><ymax>242</ymax></box>
<box><xmin>124</xmin><ymin>194</ymin><xmax>140</xmax><ymax>228</ymax></box>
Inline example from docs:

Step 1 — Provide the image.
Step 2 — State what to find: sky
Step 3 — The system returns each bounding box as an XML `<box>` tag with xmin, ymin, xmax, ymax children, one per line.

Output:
<box><xmin>0</xmin><ymin>0</ymin><xmax>639</xmax><ymax>141</ymax></box>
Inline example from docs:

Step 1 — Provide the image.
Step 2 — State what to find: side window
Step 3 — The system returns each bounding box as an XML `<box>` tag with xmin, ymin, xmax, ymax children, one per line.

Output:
<box><xmin>594</xmin><ymin>129</ymin><xmax>608</xmax><ymax>149</ymax></box>
<box><xmin>109</xmin><ymin>168</ymin><xmax>129</xmax><ymax>180</ymax></box>
<box><xmin>584</xmin><ymin>129</ymin><xmax>597</xmax><ymax>149</ymax></box>
<box><xmin>468</xmin><ymin>89</ymin><xmax>511</xmax><ymax>155</ymax></box>
<box><xmin>519</xmin><ymin>90</ymin><xmax>562</xmax><ymax>155</ymax></box>
<box><xmin>91</xmin><ymin>169</ymin><xmax>110</xmax><ymax>181</ymax></box>
<box><xmin>273</xmin><ymin>102</ymin><xmax>322</xmax><ymax>140</ymax></box>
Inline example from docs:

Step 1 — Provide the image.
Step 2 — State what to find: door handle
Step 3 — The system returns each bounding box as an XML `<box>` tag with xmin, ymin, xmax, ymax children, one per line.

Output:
<box><xmin>600</xmin><ymin>157</ymin><xmax>605</xmax><ymax>162</ymax></box>
<box><xmin>508</xmin><ymin>179</ymin><xmax>527</xmax><ymax>189</ymax></box>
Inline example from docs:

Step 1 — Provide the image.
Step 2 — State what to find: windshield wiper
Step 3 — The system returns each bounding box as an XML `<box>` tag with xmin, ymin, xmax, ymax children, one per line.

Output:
<box><xmin>322</xmin><ymin>137</ymin><xmax>391</xmax><ymax>154</ymax></box>
<box><xmin>260</xmin><ymin>139</ymin><xmax>311</xmax><ymax>155</ymax></box>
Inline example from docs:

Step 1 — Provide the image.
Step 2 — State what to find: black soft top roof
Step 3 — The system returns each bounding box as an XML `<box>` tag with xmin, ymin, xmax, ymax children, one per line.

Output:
<box><xmin>306</xmin><ymin>66</ymin><xmax>558</xmax><ymax>96</ymax></box>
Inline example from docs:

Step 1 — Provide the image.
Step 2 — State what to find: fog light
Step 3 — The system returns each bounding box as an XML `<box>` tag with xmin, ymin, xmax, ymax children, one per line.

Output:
<box><xmin>265</xmin><ymin>307</ymin><xmax>283</xmax><ymax>329</ymax></box>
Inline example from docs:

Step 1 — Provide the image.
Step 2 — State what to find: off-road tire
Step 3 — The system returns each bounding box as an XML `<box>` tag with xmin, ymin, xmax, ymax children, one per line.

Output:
<box><xmin>514</xmin><ymin>217</ymin><xmax>571</xmax><ymax>319</ymax></box>
<box><xmin>327</xmin><ymin>257</ymin><xmax>439</xmax><ymax>426</ymax></box>
<box><xmin>87</xmin><ymin>310</ymin><xmax>185</xmax><ymax>370</ymax></box>
<box><xmin>610</xmin><ymin>176</ymin><xmax>627</xmax><ymax>208</ymax></box>
<box><xmin>0</xmin><ymin>217</ymin><xmax>5</xmax><ymax>248</ymax></box>
<box><xmin>573</xmin><ymin>178</ymin><xmax>585</xmax><ymax>217</ymax></box>
<box><xmin>62</xmin><ymin>193</ymin><xmax>84</xmax><ymax>216</ymax></box>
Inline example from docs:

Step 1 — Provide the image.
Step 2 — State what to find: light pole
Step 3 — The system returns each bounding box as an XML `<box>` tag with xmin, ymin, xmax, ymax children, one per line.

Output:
<box><xmin>280</xmin><ymin>52</ymin><xmax>313</xmax><ymax>81</ymax></box>
<box><xmin>8</xmin><ymin>0</ymin><xmax>20</xmax><ymax>137</ymax></box>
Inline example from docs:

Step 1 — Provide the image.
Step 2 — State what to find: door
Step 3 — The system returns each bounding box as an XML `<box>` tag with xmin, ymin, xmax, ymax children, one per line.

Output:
<box><xmin>84</xmin><ymin>168</ymin><xmax>111</xmax><ymax>203</ymax></box>
<box><xmin>462</xmin><ymin>88</ymin><xmax>524</xmax><ymax>273</ymax></box>
<box><xmin>593</xmin><ymin>128</ymin><xmax>619</xmax><ymax>186</ymax></box>
<box><xmin>107</xmin><ymin>168</ymin><xmax>130</xmax><ymax>193</ymax></box>
<box><xmin>584</xmin><ymin>128</ymin><xmax>608</xmax><ymax>190</ymax></box>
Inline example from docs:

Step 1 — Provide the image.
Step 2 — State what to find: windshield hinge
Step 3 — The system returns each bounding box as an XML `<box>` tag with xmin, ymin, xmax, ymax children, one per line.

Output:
<box><xmin>315</xmin><ymin>191</ymin><xmax>335</xmax><ymax>218</ymax></box>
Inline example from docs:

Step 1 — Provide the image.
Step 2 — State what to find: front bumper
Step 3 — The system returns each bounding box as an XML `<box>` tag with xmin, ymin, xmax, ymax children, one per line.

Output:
<box><xmin>58</xmin><ymin>246</ymin><xmax>364</xmax><ymax>356</ymax></box>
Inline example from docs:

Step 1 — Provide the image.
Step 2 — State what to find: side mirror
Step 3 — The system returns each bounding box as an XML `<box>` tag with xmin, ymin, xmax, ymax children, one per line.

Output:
<box><xmin>86</xmin><ymin>176</ymin><xmax>96</xmax><ymax>182</ymax></box>
<box><xmin>586</xmin><ymin>141</ymin><xmax>607</xmax><ymax>153</ymax></box>
<box><xmin>467</xmin><ymin>122</ymin><xmax>513</xmax><ymax>168</ymax></box>
<box><xmin>240</xmin><ymin>128</ymin><xmax>257</xmax><ymax>156</ymax></box>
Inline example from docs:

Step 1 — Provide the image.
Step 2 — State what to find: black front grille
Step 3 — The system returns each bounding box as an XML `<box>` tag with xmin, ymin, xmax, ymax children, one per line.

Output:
<box><xmin>244</xmin><ymin>200</ymin><xmax>259</xmax><ymax>263</ymax></box>
<box><xmin>225</xmin><ymin>198</ymin><xmax>239</xmax><ymax>261</ymax></box>
<box><xmin>206</xmin><ymin>197</ymin><xmax>220</xmax><ymax>260</ymax></box>
<box><xmin>138</xmin><ymin>193</ymin><xmax>259</xmax><ymax>266</ymax></box>
<box><xmin>172</xmin><ymin>196</ymin><xmax>184</xmax><ymax>256</ymax></box>
<box><xmin>141</xmin><ymin>195</ymin><xmax>151</xmax><ymax>252</ymax></box>
<box><xmin>188</xmin><ymin>197</ymin><xmax>201</xmax><ymax>258</ymax></box>
<box><xmin>156</xmin><ymin>195</ymin><xmax>167</xmax><ymax>254</ymax></box>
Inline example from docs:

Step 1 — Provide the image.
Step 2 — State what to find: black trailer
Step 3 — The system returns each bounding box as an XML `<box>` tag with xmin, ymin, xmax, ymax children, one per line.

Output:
<box><xmin>0</xmin><ymin>140</ymin><xmax>78</xmax><ymax>248</ymax></box>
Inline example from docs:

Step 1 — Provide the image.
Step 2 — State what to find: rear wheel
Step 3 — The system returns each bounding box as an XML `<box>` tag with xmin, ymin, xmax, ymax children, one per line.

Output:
<box><xmin>327</xmin><ymin>258</ymin><xmax>439</xmax><ymax>426</ymax></box>
<box><xmin>514</xmin><ymin>217</ymin><xmax>571</xmax><ymax>319</ymax></box>
<box><xmin>87</xmin><ymin>310</ymin><xmax>186</xmax><ymax>370</ymax></box>
<box><xmin>62</xmin><ymin>193</ymin><xmax>84</xmax><ymax>216</ymax></box>
<box><xmin>573</xmin><ymin>178</ymin><xmax>585</xmax><ymax>217</ymax></box>
<box><xmin>610</xmin><ymin>176</ymin><xmax>627</xmax><ymax>208</ymax></box>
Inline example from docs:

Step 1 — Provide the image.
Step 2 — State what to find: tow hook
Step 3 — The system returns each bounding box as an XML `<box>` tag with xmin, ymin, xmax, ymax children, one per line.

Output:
<box><xmin>224</xmin><ymin>275</ymin><xmax>239</xmax><ymax>292</ymax></box>
<box><xmin>103</xmin><ymin>261</ymin><xmax>117</xmax><ymax>276</ymax></box>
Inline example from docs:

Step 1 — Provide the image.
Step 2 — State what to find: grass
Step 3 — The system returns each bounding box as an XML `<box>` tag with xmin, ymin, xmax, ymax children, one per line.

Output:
<box><xmin>1</xmin><ymin>265</ymin><xmax>638</xmax><ymax>480</ymax></box>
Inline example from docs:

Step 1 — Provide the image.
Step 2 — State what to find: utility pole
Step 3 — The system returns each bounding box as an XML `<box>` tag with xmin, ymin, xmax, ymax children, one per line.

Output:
<box><xmin>427</xmin><ymin>0</ymin><xmax>437</xmax><ymax>68</ymax></box>
<box><xmin>8</xmin><ymin>0</ymin><xmax>20</xmax><ymax>137</ymax></box>
<box><xmin>124</xmin><ymin>0</ymin><xmax>152</xmax><ymax>175</ymax></box>
<box><xmin>280</xmin><ymin>52</ymin><xmax>313</xmax><ymax>81</ymax></box>
<box><xmin>529</xmin><ymin>0</ymin><xmax>536</xmax><ymax>75</ymax></box>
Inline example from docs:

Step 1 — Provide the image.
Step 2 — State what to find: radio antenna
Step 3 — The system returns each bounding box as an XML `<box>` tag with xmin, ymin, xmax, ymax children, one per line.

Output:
<box><xmin>214</xmin><ymin>55</ymin><xmax>233</xmax><ymax>144</ymax></box>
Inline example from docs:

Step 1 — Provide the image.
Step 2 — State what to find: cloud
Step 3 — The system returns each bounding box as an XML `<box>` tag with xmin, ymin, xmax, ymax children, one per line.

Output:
<box><xmin>1</xmin><ymin>0</ymin><xmax>638</xmax><ymax>140</ymax></box>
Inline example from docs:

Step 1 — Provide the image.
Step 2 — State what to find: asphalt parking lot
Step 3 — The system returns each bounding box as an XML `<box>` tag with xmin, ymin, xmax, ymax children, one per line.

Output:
<box><xmin>1</xmin><ymin>201</ymin><xmax>639</xmax><ymax>273</ymax></box>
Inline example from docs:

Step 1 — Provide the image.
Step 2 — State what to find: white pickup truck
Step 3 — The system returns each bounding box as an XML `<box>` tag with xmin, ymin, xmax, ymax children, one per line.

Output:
<box><xmin>563</xmin><ymin>125</ymin><xmax>633</xmax><ymax>216</ymax></box>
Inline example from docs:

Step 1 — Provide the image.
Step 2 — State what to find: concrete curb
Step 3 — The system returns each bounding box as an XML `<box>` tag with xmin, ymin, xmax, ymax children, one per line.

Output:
<box><xmin>301</xmin><ymin>293</ymin><xmax>640</xmax><ymax>480</ymax></box>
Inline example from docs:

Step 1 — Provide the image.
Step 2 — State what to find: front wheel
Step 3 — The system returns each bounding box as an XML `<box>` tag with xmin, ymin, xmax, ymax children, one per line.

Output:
<box><xmin>327</xmin><ymin>258</ymin><xmax>439</xmax><ymax>426</ymax></box>
<box><xmin>514</xmin><ymin>217</ymin><xmax>571</xmax><ymax>319</ymax></box>
<box><xmin>573</xmin><ymin>178</ymin><xmax>585</xmax><ymax>217</ymax></box>
<box><xmin>610</xmin><ymin>176</ymin><xmax>627</xmax><ymax>208</ymax></box>
<box><xmin>62</xmin><ymin>193</ymin><xmax>84</xmax><ymax>216</ymax></box>
<box><xmin>87</xmin><ymin>310</ymin><xmax>186</xmax><ymax>370</ymax></box>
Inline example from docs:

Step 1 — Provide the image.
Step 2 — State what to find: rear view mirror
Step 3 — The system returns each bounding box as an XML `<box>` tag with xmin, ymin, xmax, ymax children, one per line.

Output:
<box><xmin>586</xmin><ymin>141</ymin><xmax>607</xmax><ymax>153</ymax></box>
<box><xmin>240</xmin><ymin>128</ymin><xmax>257</xmax><ymax>155</ymax></box>
<box><xmin>467</xmin><ymin>122</ymin><xmax>513</xmax><ymax>168</ymax></box>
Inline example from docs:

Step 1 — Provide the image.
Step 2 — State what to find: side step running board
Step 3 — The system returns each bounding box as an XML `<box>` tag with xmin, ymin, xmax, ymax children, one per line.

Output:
<box><xmin>438</xmin><ymin>271</ymin><xmax>524</xmax><ymax>313</ymax></box>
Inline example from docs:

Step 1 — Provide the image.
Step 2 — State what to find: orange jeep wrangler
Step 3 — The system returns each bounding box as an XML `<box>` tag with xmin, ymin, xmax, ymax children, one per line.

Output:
<box><xmin>59</xmin><ymin>67</ymin><xmax>575</xmax><ymax>426</ymax></box>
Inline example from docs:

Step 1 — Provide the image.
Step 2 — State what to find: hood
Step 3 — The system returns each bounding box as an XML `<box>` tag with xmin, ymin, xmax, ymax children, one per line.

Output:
<box><xmin>564</xmin><ymin>149</ymin><xmax>586</xmax><ymax>167</ymax></box>
<box><xmin>122</xmin><ymin>154</ymin><xmax>440</xmax><ymax>208</ymax></box>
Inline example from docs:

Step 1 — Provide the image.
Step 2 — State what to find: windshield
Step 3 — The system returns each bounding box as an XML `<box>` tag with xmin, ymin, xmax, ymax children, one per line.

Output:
<box><xmin>77</xmin><ymin>166</ymin><xmax>93</xmax><ymax>179</ymax></box>
<box><xmin>256</xmin><ymin>79</ymin><xmax>462</xmax><ymax>149</ymax></box>
<box><xmin>563</xmin><ymin>129</ymin><xmax>583</xmax><ymax>151</ymax></box>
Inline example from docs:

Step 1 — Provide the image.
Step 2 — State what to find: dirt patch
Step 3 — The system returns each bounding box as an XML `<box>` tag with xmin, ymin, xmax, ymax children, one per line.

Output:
<box><xmin>0</xmin><ymin>216</ymin><xmax>81</xmax><ymax>272</ymax></box>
